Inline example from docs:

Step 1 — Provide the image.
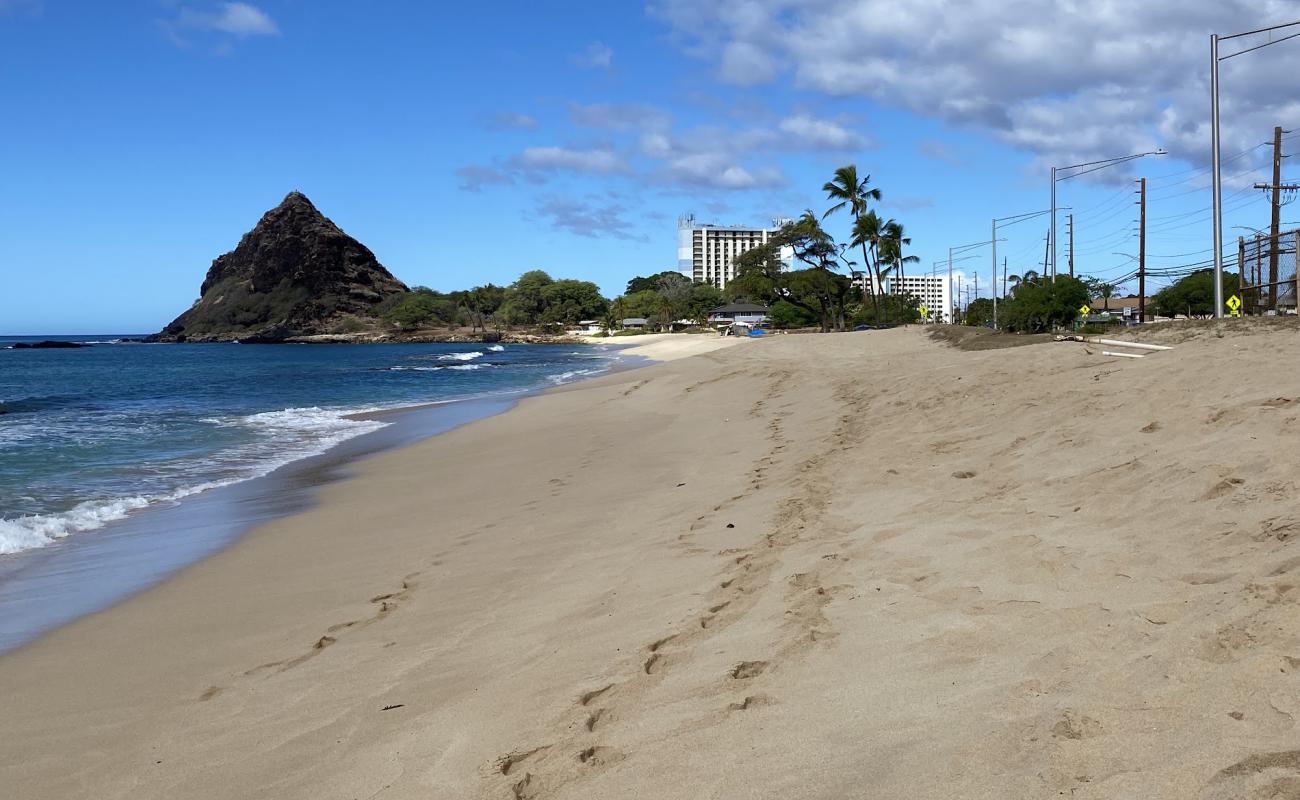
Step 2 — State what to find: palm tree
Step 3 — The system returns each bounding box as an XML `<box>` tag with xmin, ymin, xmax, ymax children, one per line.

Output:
<box><xmin>823</xmin><ymin>165</ymin><xmax>883</xmax><ymax>319</ymax></box>
<box><xmin>880</xmin><ymin>221</ymin><xmax>919</xmax><ymax>318</ymax></box>
<box><xmin>850</xmin><ymin>211</ymin><xmax>890</xmax><ymax>321</ymax></box>
<box><xmin>1098</xmin><ymin>282</ymin><xmax>1116</xmax><ymax>312</ymax></box>
<box><xmin>1006</xmin><ymin>274</ymin><xmax>1022</xmax><ymax>295</ymax></box>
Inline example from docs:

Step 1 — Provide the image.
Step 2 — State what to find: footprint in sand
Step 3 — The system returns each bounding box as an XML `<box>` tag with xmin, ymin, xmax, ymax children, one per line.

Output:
<box><xmin>1201</xmin><ymin>750</ymin><xmax>1300</xmax><ymax>800</ymax></box>
<box><xmin>731</xmin><ymin>660</ymin><xmax>768</xmax><ymax>679</ymax></box>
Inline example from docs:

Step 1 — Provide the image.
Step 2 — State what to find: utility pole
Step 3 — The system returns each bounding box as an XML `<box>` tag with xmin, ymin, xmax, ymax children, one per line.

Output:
<box><xmin>1042</xmin><ymin>229</ymin><xmax>1051</xmax><ymax>274</ymax></box>
<box><xmin>1003</xmin><ymin>258</ymin><xmax>1007</xmax><ymax>299</ymax></box>
<box><xmin>1068</xmin><ymin>214</ymin><xmax>1075</xmax><ymax>277</ymax></box>
<box><xmin>991</xmin><ymin>218</ymin><xmax>997</xmax><ymax>328</ymax></box>
<box><xmin>1269</xmin><ymin>125</ymin><xmax>1283</xmax><ymax>311</ymax></box>
<box><xmin>1138</xmin><ymin>177</ymin><xmax>1147</xmax><ymax>323</ymax></box>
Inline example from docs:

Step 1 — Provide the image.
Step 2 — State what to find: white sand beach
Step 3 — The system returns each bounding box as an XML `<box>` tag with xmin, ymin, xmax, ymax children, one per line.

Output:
<box><xmin>3</xmin><ymin>323</ymin><xmax>1300</xmax><ymax>799</ymax></box>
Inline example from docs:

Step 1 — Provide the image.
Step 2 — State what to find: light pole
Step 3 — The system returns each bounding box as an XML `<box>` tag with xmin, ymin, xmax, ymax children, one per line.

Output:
<box><xmin>1210</xmin><ymin>20</ymin><xmax>1300</xmax><ymax>317</ymax></box>
<box><xmin>1051</xmin><ymin>150</ymin><xmax>1164</xmax><ymax>282</ymax></box>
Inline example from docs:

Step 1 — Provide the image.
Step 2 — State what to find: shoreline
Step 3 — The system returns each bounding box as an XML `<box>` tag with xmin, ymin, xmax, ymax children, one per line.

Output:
<box><xmin>0</xmin><ymin>335</ymin><xmax>729</xmax><ymax>654</ymax></box>
<box><xmin>21</xmin><ymin>326</ymin><xmax>1300</xmax><ymax>797</ymax></box>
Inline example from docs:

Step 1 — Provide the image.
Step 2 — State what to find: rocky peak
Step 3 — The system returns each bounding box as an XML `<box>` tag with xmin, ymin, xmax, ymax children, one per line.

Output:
<box><xmin>155</xmin><ymin>192</ymin><xmax>409</xmax><ymax>342</ymax></box>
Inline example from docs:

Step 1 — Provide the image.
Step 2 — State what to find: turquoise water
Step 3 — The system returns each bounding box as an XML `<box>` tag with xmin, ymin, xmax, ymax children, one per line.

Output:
<box><xmin>0</xmin><ymin>337</ymin><xmax>618</xmax><ymax>556</ymax></box>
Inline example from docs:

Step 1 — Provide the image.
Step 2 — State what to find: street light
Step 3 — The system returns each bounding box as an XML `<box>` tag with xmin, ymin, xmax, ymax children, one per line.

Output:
<box><xmin>1052</xmin><ymin>150</ymin><xmax>1164</xmax><ymax>282</ymax></box>
<box><xmin>1211</xmin><ymin>20</ymin><xmax>1300</xmax><ymax>318</ymax></box>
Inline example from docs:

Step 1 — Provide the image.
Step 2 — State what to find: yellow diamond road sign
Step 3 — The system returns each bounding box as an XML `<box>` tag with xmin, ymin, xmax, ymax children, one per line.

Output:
<box><xmin>1079</xmin><ymin>305</ymin><xmax>1091</xmax><ymax>317</ymax></box>
<box><xmin>919</xmin><ymin>305</ymin><xmax>929</xmax><ymax>318</ymax></box>
<box><xmin>1226</xmin><ymin>295</ymin><xmax>1242</xmax><ymax>312</ymax></box>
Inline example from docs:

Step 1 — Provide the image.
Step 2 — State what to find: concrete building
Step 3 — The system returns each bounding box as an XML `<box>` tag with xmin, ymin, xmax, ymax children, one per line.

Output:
<box><xmin>677</xmin><ymin>214</ymin><xmax>793</xmax><ymax>289</ymax></box>
<box><xmin>856</xmin><ymin>273</ymin><xmax>951</xmax><ymax>323</ymax></box>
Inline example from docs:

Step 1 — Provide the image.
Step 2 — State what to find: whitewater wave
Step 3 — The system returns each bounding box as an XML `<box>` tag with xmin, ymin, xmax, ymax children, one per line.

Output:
<box><xmin>381</xmin><ymin>363</ymin><xmax>492</xmax><ymax>372</ymax></box>
<box><xmin>487</xmin><ymin>344</ymin><xmax>505</xmax><ymax>352</ymax></box>
<box><xmin>0</xmin><ymin>497</ymin><xmax>151</xmax><ymax>555</ymax></box>
<box><xmin>547</xmin><ymin>367</ymin><xmax>609</xmax><ymax>385</ymax></box>
<box><xmin>1</xmin><ymin>406</ymin><xmax>388</xmax><ymax>556</ymax></box>
<box><xmin>437</xmin><ymin>351</ymin><xmax>484</xmax><ymax>362</ymax></box>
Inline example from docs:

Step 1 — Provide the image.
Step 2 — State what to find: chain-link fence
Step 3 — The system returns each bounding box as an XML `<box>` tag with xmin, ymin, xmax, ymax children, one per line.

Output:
<box><xmin>1238</xmin><ymin>228</ymin><xmax>1299</xmax><ymax>314</ymax></box>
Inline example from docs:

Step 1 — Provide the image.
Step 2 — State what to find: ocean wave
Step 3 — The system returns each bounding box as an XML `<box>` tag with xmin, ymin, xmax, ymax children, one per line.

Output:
<box><xmin>0</xmin><ymin>496</ymin><xmax>150</xmax><ymax>555</ymax></box>
<box><xmin>0</xmin><ymin>406</ymin><xmax>391</xmax><ymax>557</ymax></box>
<box><xmin>380</xmin><ymin>363</ymin><xmax>493</xmax><ymax>372</ymax></box>
<box><xmin>487</xmin><ymin>344</ymin><xmax>505</xmax><ymax>352</ymax></box>
<box><xmin>547</xmin><ymin>367</ymin><xmax>609</xmax><ymax>385</ymax></box>
<box><xmin>437</xmin><ymin>351</ymin><xmax>484</xmax><ymax>362</ymax></box>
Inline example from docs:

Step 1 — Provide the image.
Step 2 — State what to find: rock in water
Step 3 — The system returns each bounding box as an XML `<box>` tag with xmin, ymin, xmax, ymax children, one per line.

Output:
<box><xmin>154</xmin><ymin>192</ymin><xmax>408</xmax><ymax>342</ymax></box>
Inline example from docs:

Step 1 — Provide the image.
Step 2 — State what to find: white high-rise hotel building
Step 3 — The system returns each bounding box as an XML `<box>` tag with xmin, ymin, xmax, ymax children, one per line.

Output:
<box><xmin>677</xmin><ymin>214</ymin><xmax>793</xmax><ymax>289</ymax></box>
<box><xmin>888</xmin><ymin>274</ymin><xmax>953</xmax><ymax>323</ymax></box>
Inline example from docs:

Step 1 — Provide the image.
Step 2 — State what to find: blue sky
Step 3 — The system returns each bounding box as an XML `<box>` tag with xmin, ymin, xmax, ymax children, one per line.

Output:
<box><xmin>2</xmin><ymin>1</ymin><xmax>1297</xmax><ymax>333</ymax></box>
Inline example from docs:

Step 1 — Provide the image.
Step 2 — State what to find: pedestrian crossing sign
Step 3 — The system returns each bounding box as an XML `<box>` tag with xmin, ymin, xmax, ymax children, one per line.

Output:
<box><xmin>1079</xmin><ymin>305</ymin><xmax>1091</xmax><ymax>317</ymax></box>
<box><xmin>919</xmin><ymin>305</ymin><xmax>929</xmax><ymax>318</ymax></box>
<box><xmin>1226</xmin><ymin>295</ymin><xmax>1242</xmax><ymax>316</ymax></box>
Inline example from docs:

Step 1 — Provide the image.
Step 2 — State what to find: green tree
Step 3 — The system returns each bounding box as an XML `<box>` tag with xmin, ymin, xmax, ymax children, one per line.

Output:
<box><xmin>618</xmin><ymin>289</ymin><xmax>664</xmax><ymax>320</ymax></box>
<box><xmin>385</xmin><ymin>292</ymin><xmax>456</xmax><ymax>330</ymax></box>
<box><xmin>539</xmin><ymin>279</ymin><xmax>608</xmax><ymax>325</ymax></box>
<box><xmin>626</xmin><ymin>271</ymin><xmax>690</xmax><ymax>295</ymax></box>
<box><xmin>498</xmin><ymin>270</ymin><xmax>554</xmax><ymax>325</ymax></box>
<box><xmin>964</xmin><ymin>297</ymin><xmax>994</xmax><ymax>327</ymax></box>
<box><xmin>1151</xmin><ymin>269</ymin><xmax>1238</xmax><ymax>318</ymax></box>
<box><xmin>768</xmin><ymin>299</ymin><xmax>819</xmax><ymax>328</ymax></box>
<box><xmin>457</xmin><ymin>283</ymin><xmax>506</xmax><ymax>331</ymax></box>
<box><xmin>997</xmin><ymin>275</ymin><xmax>1090</xmax><ymax>332</ymax></box>
<box><xmin>686</xmin><ymin>283</ymin><xmax>725</xmax><ymax>324</ymax></box>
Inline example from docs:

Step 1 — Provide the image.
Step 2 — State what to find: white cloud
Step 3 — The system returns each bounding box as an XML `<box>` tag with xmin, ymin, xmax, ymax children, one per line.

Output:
<box><xmin>573</xmin><ymin>41</ymin><xmax>614</xmax><ymax>71</ymax></box>
<box><xmin>513</xmin><ymin>146</ymin><xmax>629</xmax><ymax>175</ymax></box>
<box><xmin>655</xmin><ymin>152</ymin><xmax>785</xmax><ymax>190</ymax></box>
<box><xmin>650</xmin><ymin>0</ymin><xmax>1300</xmax><ymax>172</ymax></box>
<box><xmin>534</xmin><ymin>196</ymin><xmax>645</xmax><ymax>240</ymax></box>
<box><xmin>178</xmin><ymin>2</ymin><xmax>277</xmax><ymax>36</ymax></box>
<box><xmin>777</xmin><ymin>114</ymin><xmax>869</xmax><ymax>150</ymax></box>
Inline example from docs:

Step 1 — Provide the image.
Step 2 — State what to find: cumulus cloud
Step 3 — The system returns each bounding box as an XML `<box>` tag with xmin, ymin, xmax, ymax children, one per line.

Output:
<box><xmin>650</xmin><ymin>0</ymin><xmax>1300</xmax><ymax>172</ymax></box>
<box><xmin>161</xmin><ymin>2</ymin><xmax>278</xmax><ymax>47</ymax></box>
<box><xmin>654</xmin><ymin>151</ymin><xmax>785</xmax><ymax>190</ymax></box>
<box><xmin>512</xmin><ymin>146</ymin><xmax>629</xmax><ymax>175</ymax></box>
<box><xmin>573</xmin><ymin>41</ymin><xmax>614</xmax><ymax>71</ymax></box>
<box><xmin>486</xmin><ymin>112</ymin><xmax>540</xmax><ymax>131</ymax></box>
<box><xmin>777</xmin><ymin>114</ymin><xmax>870</xmax><ymax>150</ymax></box>
<box><xmin>464</xmin><ymin>104</ymin><xmax>867</xmax><ymax>193</ymax></box>
<box><xmin>534</xmin><ymin>196</ymin><xmax>646</xmax><ymax>240</ymax></box>
<box><xmin>177</xmin><ymin>2</ymin><xmax>277</xmax><ymax>35</ymax></box>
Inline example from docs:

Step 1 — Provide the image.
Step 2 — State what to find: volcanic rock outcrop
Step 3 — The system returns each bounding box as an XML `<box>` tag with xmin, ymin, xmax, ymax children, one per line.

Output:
<box><xmin>154</xmin><ymin>192</ymin><xmax>408</xmax><ymax>342</ymax></box>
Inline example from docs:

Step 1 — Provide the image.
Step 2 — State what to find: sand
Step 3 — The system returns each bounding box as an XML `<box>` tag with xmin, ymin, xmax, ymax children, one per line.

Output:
<box><xmin>3</xmin><ymin>323</ymin><xmax>1300</xmax><ymax>799</ymax></box>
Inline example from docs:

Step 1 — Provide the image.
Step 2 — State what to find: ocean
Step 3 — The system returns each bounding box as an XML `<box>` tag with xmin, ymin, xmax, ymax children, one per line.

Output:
<box><xmin>0</xmin><ymin>337</ymin><xmax>620</xmax><ymax>558</ymax></box>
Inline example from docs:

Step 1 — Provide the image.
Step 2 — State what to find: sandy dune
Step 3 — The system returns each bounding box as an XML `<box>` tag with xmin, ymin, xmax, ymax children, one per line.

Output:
<box><xmin>3</xmin><ymin>323</ymin><xmax>1300</xmax><ymax>799</ymax></box>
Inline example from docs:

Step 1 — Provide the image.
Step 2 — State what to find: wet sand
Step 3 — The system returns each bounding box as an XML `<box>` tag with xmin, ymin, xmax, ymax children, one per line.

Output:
<box><xmin>3</xmin><ymin>324</ymin><xmax>1300</xmax><ymax>799</ymax></box>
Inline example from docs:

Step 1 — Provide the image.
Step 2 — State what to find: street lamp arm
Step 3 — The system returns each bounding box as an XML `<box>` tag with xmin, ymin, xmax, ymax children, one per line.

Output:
<box><xmin>1221</xmin><ymin>29</ymin><xmax>1300</xmax><ymax>60</ymax></box>
<box><xmin>1057</xmin><ymin>151</ymin><xmax>1166</xmax><ymax>181</ymax></box>
<box><xmin>1219</xmin><ymin>18</ymin><xmax>1300</xmax><ymax>42</ymax></box>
